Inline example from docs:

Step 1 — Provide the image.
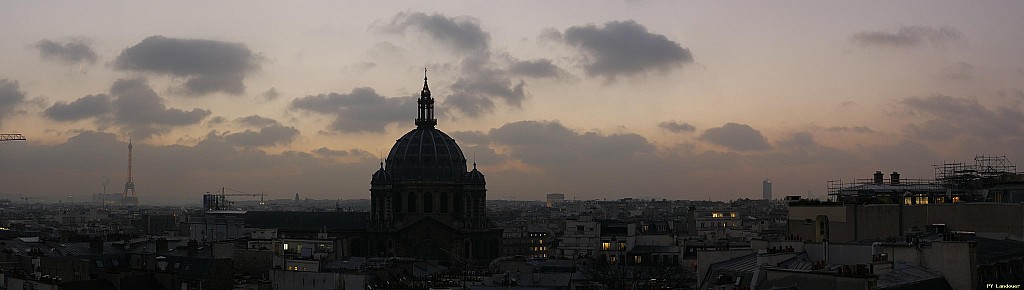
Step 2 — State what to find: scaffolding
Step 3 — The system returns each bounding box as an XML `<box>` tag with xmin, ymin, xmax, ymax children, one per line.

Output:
<box><xmin>933</xmin><ymin>155</ymin><xmax>1018</xmax><ymax>188</ymax></box>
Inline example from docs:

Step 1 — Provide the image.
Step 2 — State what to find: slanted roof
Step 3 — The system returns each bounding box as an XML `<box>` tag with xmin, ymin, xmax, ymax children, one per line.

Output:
<box><xmin>975</xmin><ymin>237</ymin><xmax>1024</xmax><ymax>266</ymax></box>
<box><xmin>708</xmin><ymin>253</ymin><xmax>758</xmax><ymax>273</ymax></box>
<box><xmin>876</xmin><ymin>262</ymin><xmax>952</xmax><ymax>290</ymax></box>
<box><xmin>702</xmin><ymin>253</ymin><xmax>757</xmax><ymax>288</ymax></box>
<box><xmin>777</xmin><ymin>252</ymin><xmax>813</xmax><ymax>270</ymax></box>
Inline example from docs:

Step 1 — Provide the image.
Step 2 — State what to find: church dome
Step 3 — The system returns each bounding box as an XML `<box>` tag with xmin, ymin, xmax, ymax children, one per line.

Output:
<box><xmin>466</xmin><ymin>166</ymin><xmax>485</xmax><ymax>184</ymax></box>
<box><xmin>379</xmin><ymin>70</ymin><xmax>472</xmax><ymax>183</ymax></box>
<box><xmin>371</xmin><ymin>163</ymin><xmax>391</xmax><ymax>184</ymax></box>
<box><xmin>385</xmin><ymin>128</ymin><xmax>467</xmax><ymax>182</ymax></box>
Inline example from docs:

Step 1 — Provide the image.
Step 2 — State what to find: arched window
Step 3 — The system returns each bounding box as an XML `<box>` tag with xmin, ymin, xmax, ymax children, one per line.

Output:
<box><xmin>394</xmin><ymin>192</ymin><xmax>403</xmax><ymax>213</ymax></box>
<box><xmin>439</xmin><ymin>192</ymin><xmax>449</xmax><ymax>213</ymax></box>
<box><xmin>408</xmin><ymin>192</ymin><xmax>417</xmax><ymax>213</ymax></box>
<box><xmin>423</xmin><ymin>192</ymin><xmax>433</xmax><ymax>213</ymax></box>
<box><xmin>454</xmin><ymin>192</ymin><xmax>464</xmax><ymax>214</ymax></box>
<box><xmin>371</xmin><ymin>196</ymin><xmax>378</xmax><ymax>214</ymax></box>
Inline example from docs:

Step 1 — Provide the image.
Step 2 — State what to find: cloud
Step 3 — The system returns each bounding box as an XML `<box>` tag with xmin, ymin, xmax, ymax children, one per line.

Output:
<box><xmin>901</xmin><ymin>94</ymin><xmax>1024</xmax><ymax>140</ymax></box>
<box><xmin>658</xmin><ymin>120</ymin><xmax>696</xmax><ymax>133</ymax></box>
<box><xmin>259</xmin><ymin>87</ymin><xmax>280</xmax><ymax>101</ymax></box>
<box><xmin>443</xmin><ymin>93</ymin><xmax>494</xmax><ymax>118</ymax></box>
<box><xmin>449</xmin><ymin>130</ymin><xmax>490</xmax><ymax>145</ymax></box>
<box><xmin>442</xmin><ymin>57</ymin><xmax>527</xmax><ymax>117</ymax></box>
<box><xmin>35</xmin><ymin>39</ymin><xmax>98</xmax><ymax>65</ymax></box>
<box><xmin>290</xmin><ymin>87</ymin><xmax>417</xmax><ymax>133</ymax></box>
<box><xmin>826</xmin><ymin>126</ymin><xmax>875</xmax><ymax>133</ymax></box>
<box><xmin>379</xmin><ymin>12</ymin><xmax>540</xmax><ymax>118</ymax></box>
<box><xmin>235</xmin><ymin>115</ymin><xmax>279</xmax><ymax>127</ymax></box>
<box><xmin>776</xmin><ymin>132</ymin><xmax>816</xmax><ymax>148</ymax></box>
<box><xmin>508</xmin><ymin>58</ymin><xmax>566</xmax><ymax>79</ymax></box>
<box><xmin>0</xmin><ymin>79</ymin><xmax>27</xmax><ymax>126</ymax></box>
<box><xmin>312</xmin><ymin>147</ymin><xmax>373</xmax><ymax>159</ymax></box>
<box><xmin>382</xmin><ymin>12</ymin><xmax>490</xmax><ymax>56</ymax></box>
<box><xmin>43</xmin><ymin>94</ymin><xmax>112</xmax><ymax>121</ymax></box>
<box><xmin>202</xmin><ymin>124</ymin><xmax>299</xmax><ymax>148</ymax></box>
<box><xmin>556</xmin><ymin>20</ymin><xmax>693</xmax><ymax>78</ymax></box>
<box><xmin>937</xmin><ymin>62</ymin><xmax>974</xmax><ymax>81</ymax></box>
<box><xmin>113</xmin><ymin>35</ymin><xmax>260</xmax><ymax>95</ymax></box>
<box><xmin>206</xmin><ymin>116</ymin><xmax>227</xmax><ymax>126</ymax></box>
<box><xmin>0</xmin><ymin>130</ymin><xmax>377</xmax><ymax>205</ymax></box>
<box><xmin>700</xmin><ymin>123</ymin><xmax>771</xmax><ymax>151</ymax></box>
<box><xmin>111</xmin><ymin>78</ymin><xmax>211</xmax><ymax>136</ymax></box>
<box><xmin>850</xmin><ymin>26</ymin><xmax>961</xmax><ymax>48</ymax></box>
<box><xmin>487</xmin><ymin>120</ymin><xmax>654</xmax><ymax>165</ymax></box>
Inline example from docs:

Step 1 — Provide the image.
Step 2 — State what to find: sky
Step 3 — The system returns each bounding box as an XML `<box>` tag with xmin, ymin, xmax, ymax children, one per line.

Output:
<box><xmin>1</xmin><ymin>1</ymin><xmax>1023</xmax><ymax>205</ymax></box>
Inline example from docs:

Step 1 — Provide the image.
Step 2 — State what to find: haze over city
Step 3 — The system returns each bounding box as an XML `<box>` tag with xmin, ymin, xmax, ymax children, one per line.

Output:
<box><xmin>2</xmin><ymin>1</ymin><xmax>1023</xmax><ymax>205</ymax></box>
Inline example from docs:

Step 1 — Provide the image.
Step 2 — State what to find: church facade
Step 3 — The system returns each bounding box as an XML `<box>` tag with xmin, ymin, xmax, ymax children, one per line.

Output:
<box><xmin>365</xmin><ymin>72</ymin><xmax>501</xmax><ymax>263</ymax></box>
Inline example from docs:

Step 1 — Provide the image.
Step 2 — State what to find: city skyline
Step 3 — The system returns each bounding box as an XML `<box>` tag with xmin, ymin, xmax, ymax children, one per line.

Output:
<box><xmin>2</xmin><ymin>1</ymin><xmax>1024</xmax><ymax>204</ymax></box>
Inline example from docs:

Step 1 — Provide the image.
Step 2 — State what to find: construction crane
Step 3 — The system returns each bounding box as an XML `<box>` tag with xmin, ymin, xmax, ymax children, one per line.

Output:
<box><xmin>202</xmin><ymin>187</ymin><xmax>266</xmax><ymax>211</ymax></box>
<box><xmin>1</xmin><ymin>133</ymin><xmax>26</xmax><ymax>143</ymax></box>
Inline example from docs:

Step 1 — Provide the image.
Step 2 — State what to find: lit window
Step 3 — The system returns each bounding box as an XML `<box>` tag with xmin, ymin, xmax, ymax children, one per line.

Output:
<box><xmin>953</xmin><ymin>196</ymin><xmax>960</xmax><ymax>203</ymax></box>
<box><xmin>602</xmin><ymin>242</ymin><xmax>611</xmax><ymax>250</ymax></box>
<box><xmin>916</xmin><ymin>196</ymin><xmax>929</xmax><ymax>205</ymax></box>
<box><xmin>634</xmin><ymin>256</ymin><xmax>642</xmax><ymax>264</ymax></box>
<box><xmin>283</xmin><ymin>243</ymin><xmax>289</xmax><ymax>250</ymax></box>
<box><xmin>618</xmin><ymin>242</ymin><xmax>626</xmax><ymax>250</ymax></box>
<box><xmin>712</xmin><ymin>212</ymin><xmax>723</xmax><ymax>218</ymax></box>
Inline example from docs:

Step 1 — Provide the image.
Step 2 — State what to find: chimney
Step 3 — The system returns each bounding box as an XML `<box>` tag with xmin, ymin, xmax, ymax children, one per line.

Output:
<box><xmin>873</xmin><ymin>171</ymin><xmax>884</xmax><ymax>184</ymax></box>
<box><xmin>89</xmin><ymin>239</ymin><xmax>104</xmax><ymax>253</ymax></box>
<box><xmin>187</xmin><ymin>239</ymin><xmax>199</xmax><ymax>256</ymax></box>
<box><xmin>156</xmin><ymin>238</ymin><xmax>168</xmax><ymax>253</ymax></box>
<box><xmin>156</xmin><ymin>256</ymin><xmax>168</xmax><ymax>271</ymax></box>
<box><xmin>890</xmin><ymin>172</ymin><xmax>900</xmax><ymax>185</ymax></box>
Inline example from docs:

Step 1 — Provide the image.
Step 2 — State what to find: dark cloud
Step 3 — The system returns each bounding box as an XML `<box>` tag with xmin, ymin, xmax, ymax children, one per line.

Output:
<box><xmin>443</xmin><ymin>93</ymin><xmax>494</xmax><ymax>118</ymax></box>
<box><xmin>35</xmin><ymin>39</ymin><xmax>98</xmax><ymax>65</ymax></box>
<box><xmin>557</xmin><ymin>20</ymin><xmax>693</xmax><ymax>78</ymax></box>
<box><xmin>827</xmin><ymin>126</ymin><xmax>875</xmax><ymax>133</ymax></box>
<box><xmin>0</xmin><ymin>79</ymin><xmax>27</xmax><ymax>126</ymax></box>
<box><xmin>202</xmin><ymin>124</ymin><xmax>299</xmax><ymax>148</ymax></box>
<box><xmin>488</xmin><ymin>120</ymin><xmax>654</xmax><ymax>165</ymax></box>
<box><xmin>235</xmin><ymin>115</ymin><xmax>279</xmax><ymax>127</ymax></box>
<box><xmin>700</xmin><ymin>123</ymin><xmax>771</xmax><ymax>151</ymax></box>
<box><xmin>113</xmin><ymin>35</ymin><xmax>260</xmax><ymax>95</ymax></box>
<box><xmin>901</xmin><ymin>94</ymin><xmax>1024</xmax><ymax>140</ymax></box>
<box><xmin>290</xmin><ymin>87</ymin><xmax>416</xmax><ymax>133</ymax></box>
<box><xmin>442</xmin><ymin>57</ymin><xmax>527</xmax><ymax>117</ymax></box>
<box><xmin>658</xmin><ymin>120</ymin><xmax>696</xmax><ymax>133</ymax></box>
<box><xmin>380</xmin><ymin>13</ymin><xmax>539</xmax><ymax>118</ymax></box>
<box><xmin>259</xmin><ymin>87</ymin><xmax>280</xmax><ymax>101</ymax></box>
<box><xmin>43</xmin><ymin>94</ymin><xmax>112</xmax><ymax>121</ymax></box>
<box><xmin>108</xmin><ymin>78</ymin><xmax>211</xmax><ymax>139</ymax></box>
<box><xmin>206</xmin><ymin>116</ymin><xmax>227</xmax><ymax>126</ymax></box>
<box><xmin>383</xmin><ymin>12</ymin><xmax>490</xmax><ymax>56</ymax></box>
<box><xmin>508</xmin><ymin>58</ymin><xmax>566</xmax><ymax>78</ymax></box>
<box><xmin>937</xmin><ymin>62</ymin><xmax>974</xmax><ymax>81</ymax></box>
<box><xmin>850</xmin><ymin>26</ymin><xmax>961</xmax><ymax>48</ymax></box>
